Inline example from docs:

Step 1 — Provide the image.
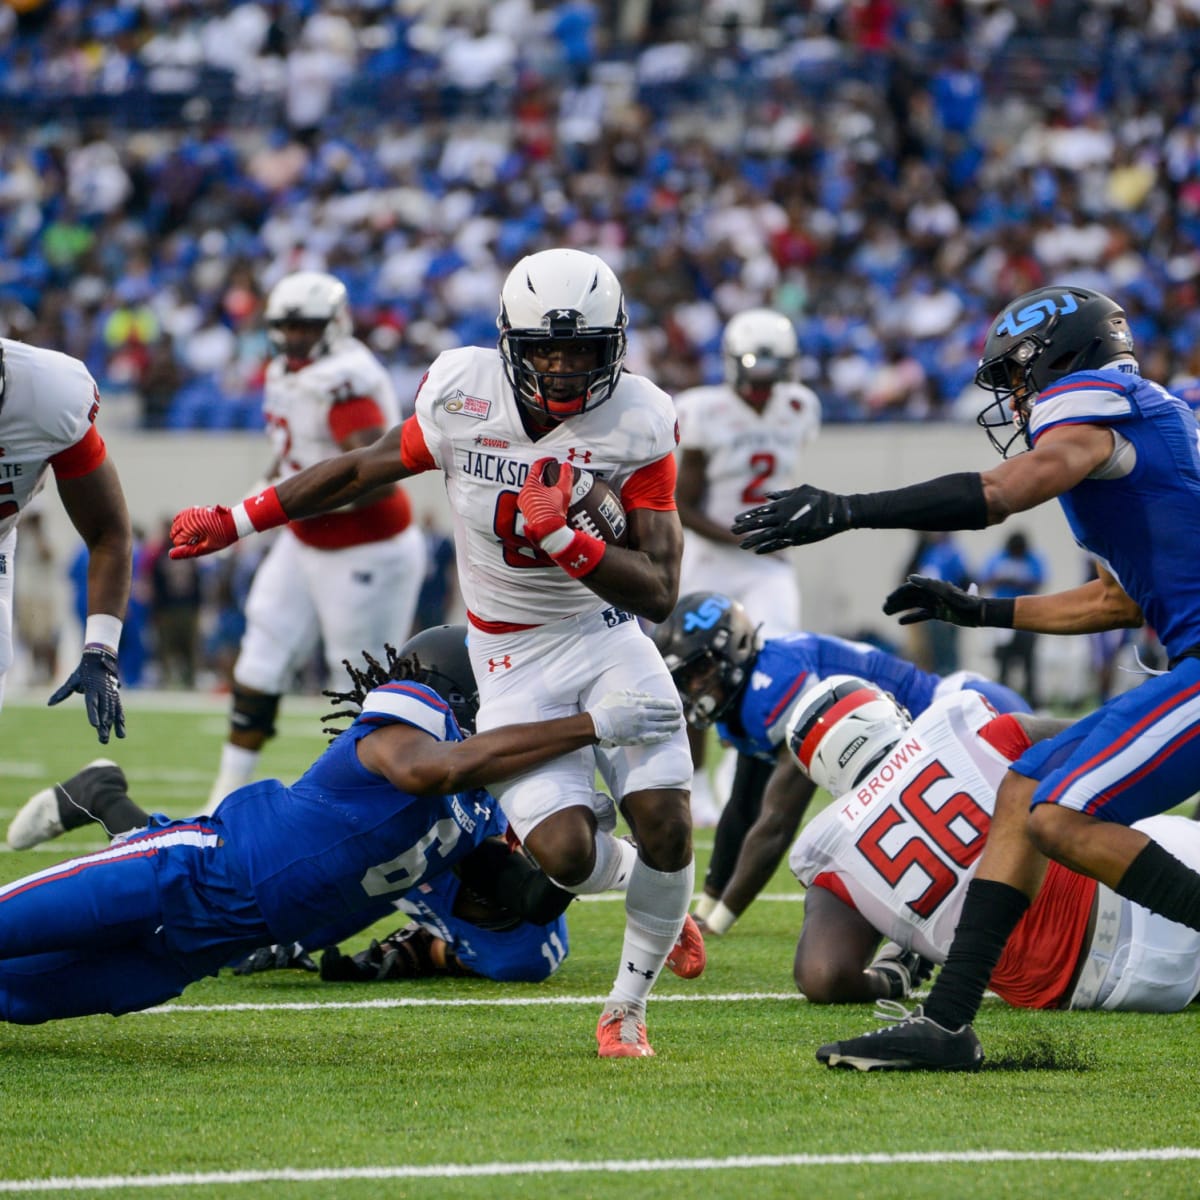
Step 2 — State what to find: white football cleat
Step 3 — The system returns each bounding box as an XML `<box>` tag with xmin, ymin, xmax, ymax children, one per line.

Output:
<box><xmin>7</xmin><ymin>758</ymin><xmax>118</xmax><ymax>850</ymax></box>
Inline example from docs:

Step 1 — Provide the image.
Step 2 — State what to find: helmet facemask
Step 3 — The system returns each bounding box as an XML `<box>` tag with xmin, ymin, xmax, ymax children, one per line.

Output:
<box><xmin>974</xmin><ymin>287</ymin><xmax>1136</xmax><ymax>458</ymax></box>
<box><xmin>499</xmin><ymin>316</ymin><xmax>626</xmax><ymax>422</ymax></box>
<box><xmin>497</xmin><ymin>249</ymin><xmax>629</xmax><ymax>423</ymax></box>
<box><xmin>265</xmin><ymin>272</ymin><xmax>353</xmax><ymax>370</ymax></box>
<box><xmin>722</xmin><ymin>308</ymin><xmax>798</xmax><ymax>405</ymax></box>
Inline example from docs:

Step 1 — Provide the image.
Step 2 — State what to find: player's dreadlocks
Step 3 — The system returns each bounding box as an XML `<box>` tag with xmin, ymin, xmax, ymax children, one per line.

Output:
<box><xmin>321</xmin><ymin>644</ymin><xmax>417</xmax><ymax>740</ymax></box>
<box><xmin>320</xmin><ymin>624</ymin><xmax>480</xmax><ymax>740</ymax></box>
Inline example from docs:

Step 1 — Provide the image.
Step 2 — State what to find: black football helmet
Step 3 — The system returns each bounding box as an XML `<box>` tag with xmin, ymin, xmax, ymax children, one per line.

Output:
<box><xmin>652</xmin><ymin>592</ymin><xmax>759</xmax><ymax>728</ymax></box>
<box><xmin>397</xmin><ymin>624</ymin><xmax>479</xmax><ymax>735</ymax></box>
<box><xmin>975</xmin><ymin>286</ymin><xmax>1135</xmax><ymax>457</ymax></box>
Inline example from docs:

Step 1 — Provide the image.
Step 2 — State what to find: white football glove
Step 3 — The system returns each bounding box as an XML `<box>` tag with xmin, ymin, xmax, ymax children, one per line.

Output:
<box><xmin>588</xmin><ymin>690</ymin><xmax>684</xmax><ymax>748</ymax></box>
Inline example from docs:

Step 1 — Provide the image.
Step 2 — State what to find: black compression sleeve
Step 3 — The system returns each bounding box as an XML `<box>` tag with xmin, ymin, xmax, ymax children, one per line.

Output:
<box><xmin>846</xmin><ymin>473</ymin><xmax>989</xmax><ymax>531</ymax></box>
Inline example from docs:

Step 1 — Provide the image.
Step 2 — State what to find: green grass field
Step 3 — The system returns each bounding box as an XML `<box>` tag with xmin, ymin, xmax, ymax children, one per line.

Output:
<box><xmin>1</xmin><ymin>695</ymin><xmax>1199</xmax><ymax>1199</ymax></box>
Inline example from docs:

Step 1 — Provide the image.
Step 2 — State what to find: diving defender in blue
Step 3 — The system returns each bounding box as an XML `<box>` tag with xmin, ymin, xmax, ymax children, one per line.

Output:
<box><xmin>734</xmin><ymin>285</ymin><xmax>1200</xmax><ymax>1070</ymax></box>
<box><xmin>652</xmin><ymin>591</ymin><xmax>1028</xmax><ymax>934</ymax></box>
<box><xmin>0</xmin><ymin>626</ymin><xmax>682</xmax><ymax>1023</ymax></box>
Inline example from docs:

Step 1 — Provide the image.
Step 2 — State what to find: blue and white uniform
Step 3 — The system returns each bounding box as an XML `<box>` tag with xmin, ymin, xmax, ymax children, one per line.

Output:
<box><xmin>717</xmin><ymin>632</ymin><xmax>1030</xmax><ymax>761</ymax></box>
<box><xmin>1014</xmin><ymin>367</ymin><xmax>1200</xmax><ymax>822</ymax></box>
<box><xmin>0</xmin><ymin>681</ymin><xmax>496</xmax><ymax>1024</ymax></box>
<box><xmin>394</xmin><ymin>870</ymin><xmax>569</xmax><ymax>983</ymax></box>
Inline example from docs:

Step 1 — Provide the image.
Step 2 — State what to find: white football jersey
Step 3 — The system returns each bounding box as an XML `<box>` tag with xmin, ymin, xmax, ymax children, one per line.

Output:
<box><xmin>413</xmin><ymin>348</ymin><xmax>678</xmax><ymax>625</ymax></box>
<box><xmin>263</xmin><ymin>337</ymin><xmax>398</xmax><ymax>478</ymax></box>
<box><xmin>674</xmin><ymin>381</ymin><xmax>820</xmax><ymax>525</ymax></box>
<box><xmin>788</xmin><ymin>691</ymin><xmax>1008</xmax><ymax>962</ymax></box>
<box><xmin>0</xmin><ymin>338</ymin><xmax>102</xmax><ymax>540</ymax></box>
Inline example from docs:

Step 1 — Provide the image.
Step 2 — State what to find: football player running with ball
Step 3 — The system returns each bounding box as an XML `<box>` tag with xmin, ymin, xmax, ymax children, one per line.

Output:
<box><xmin>734</xmin><ymin>286</ymin><xmax>1200</xmax><ymax>1071</ymax></box>
<box><xmin>171</xmin><ymin>249</ymin><xmax>704</xmax><ymax>1058</ymax></box>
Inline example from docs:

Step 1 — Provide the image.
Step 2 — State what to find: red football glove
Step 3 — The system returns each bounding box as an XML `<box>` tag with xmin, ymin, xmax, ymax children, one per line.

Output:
<box><xmin>517</xmin><ymin>457</ymin><xmax>573</xmax><ymax>545</ymax></box>
<box><xmin>169</xmin><ymin>505</ymin><xmax>238</xmax><ymax>559</ymax></box>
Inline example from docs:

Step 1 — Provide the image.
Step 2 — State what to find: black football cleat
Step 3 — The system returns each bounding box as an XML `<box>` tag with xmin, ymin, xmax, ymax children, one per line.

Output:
<box><xmin>816</xmin><ymin>1003</ymin><xmax>984</xmax><ymax>1072</ymax></box>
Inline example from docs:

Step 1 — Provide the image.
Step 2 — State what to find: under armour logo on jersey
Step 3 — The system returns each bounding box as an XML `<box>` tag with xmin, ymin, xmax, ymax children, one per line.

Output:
<box><xmin>566</xmin><ymin>447</ymin><xmax>592</xmax><ymax>463</ymax></box>
<box><xmin>487</xmin><ymin>656</ymin><xmax>512</xmax><ymax>672</ymax></box>
<box><xmin>352</xmin><ymin>571</ymin><xmax>374</xmax><ymax>585</ymax></box>
<box><xmin>472</xmin><ymin>799</ymin><xmax>491</xmax><ymax>819</ymax></box>
<box><xmin>0</xmin><ymin>553</ymin><xmax>6</xmax><ymax>575</ymax></box>
<box><xmin>626</xmin><ymin>963</ymin><xmax>655</xmax><ymax>980</ymax></box>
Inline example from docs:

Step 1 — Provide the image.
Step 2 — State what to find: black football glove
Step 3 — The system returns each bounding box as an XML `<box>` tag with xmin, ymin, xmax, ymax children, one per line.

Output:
<box><xmin>47</xmin><ymin>645</ymin><xmax>126</xmax><ymax>744</ymax></box>
<box><xmin>232</xmin><ymin>943</ymin><xmax>318</xmax><ymax>975</ymax></box>
<box><xmin>731</xmin><ymin>485</ymin><xmax>854</xmax><ymax>554</ymax></box>
<box><xmin>319</xmin><ymin>925</ymin><xmax>442</xmax><ymax>982</ymax></box>
<box><xmin>883</xmin><ymin>574</ymin><xmax>1014</xmax><ymax>628</ymax></box>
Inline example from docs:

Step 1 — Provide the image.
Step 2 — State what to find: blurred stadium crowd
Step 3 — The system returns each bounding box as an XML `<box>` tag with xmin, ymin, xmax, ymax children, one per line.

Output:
<box><xmin>3</xmin><ymin>0</ymin><xmax>1200</xmax><ymax>431</ymax></box>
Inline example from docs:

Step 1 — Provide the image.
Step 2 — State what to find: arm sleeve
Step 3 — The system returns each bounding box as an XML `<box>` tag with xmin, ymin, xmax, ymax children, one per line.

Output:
<box><xmin>400</xmin><ymin>413</ymin><xmax>438</xmax><ymax>472</ymax></box>
<box><xmin>620</xmin><ymin>453</ymin><xmax>677</xmax><ymax>512</ymax></box>
<box><xmin>49</xmin><ymin>424</ymin><xmax>107</xmax><ymax>480</ymax></box>
<box><xmin>328</xmin><ymin>397</ymin><xmax>386</xmax><ymax>443</ymax></box>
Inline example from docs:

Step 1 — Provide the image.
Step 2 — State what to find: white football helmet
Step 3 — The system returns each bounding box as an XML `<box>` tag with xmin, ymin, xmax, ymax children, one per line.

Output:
<box><xmin>497</xmin><ymin>248</ymin><xmax>628</xmax><ymax>421</ymax></box>
<box><xmin>785</xmin><ymin>675</ymin><xmax>910</xmax><ymax>797</ymax></box>
<box><xmin>722</xmin><ymin>308</ymin><xmax>798</xmax><ymax>396</ymax></box>
<box><xmin>265</xmin><ymin>271</ymin><xmax>352</xmax><ymax>365</ymax></box>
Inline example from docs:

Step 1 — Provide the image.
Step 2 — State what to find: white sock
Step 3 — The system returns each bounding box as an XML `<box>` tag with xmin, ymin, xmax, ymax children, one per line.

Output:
<box><xmin>692</xmin><ymin>892</ymin><xmax>717</xmax><ymax>921</ymax></box>
<box><xmin>559</xmin><ymin>830</ymin><xmax>637</xmax><ymax>895</ymax></box>
<box><xmin>607</xmin><ymin>857</ymin><xmax>694</xmax><ymax>1011</ymax></box>
<box><xmin>205</xmin><ymin>743</ymin><xmax>260</xmax><ymax>814</ymax></box>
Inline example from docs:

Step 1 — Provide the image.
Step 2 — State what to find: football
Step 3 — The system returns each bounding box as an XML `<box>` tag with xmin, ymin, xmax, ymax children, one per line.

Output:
<box><xmin>542</xmin><ymin>461</ymin><xmax>629</xmax><ymax>547</ymax></box>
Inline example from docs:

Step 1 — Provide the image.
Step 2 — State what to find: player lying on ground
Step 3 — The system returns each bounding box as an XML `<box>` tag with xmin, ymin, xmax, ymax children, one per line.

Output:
<box><xmin>0</xmin><ymin>626</ymin><xmax>682</xmax><ymax>1023</ymax></box>
<box><xmin>780</xmin><ymin>677</ymin><xmax>1200</xmax><ymax>1030</ymax></box>
<box><xmin>652</xmin><ymin>591</ymin><xmax>1028</xmax><ymax>936</ymax></box>
<box><xmin>13</xmin><ymin>758</ymin><xmax>575</xmax><ymax>987</ymax></box>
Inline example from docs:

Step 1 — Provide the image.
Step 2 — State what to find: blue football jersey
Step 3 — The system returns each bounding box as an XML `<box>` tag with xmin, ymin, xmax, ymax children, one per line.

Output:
<box><xmin>718</xmin><ymin>634</ymin><xmax>940</xmax><ymax>759</ymax></box>
<box><xmin>1027</xmin><ymin>367</ymin><xmax>1200</xmax><ymax>659</ymax></box>
<box><xmin>216</xmin><ymin>681</ymin><xmax>498</xmax><ymax>945</ymax></box>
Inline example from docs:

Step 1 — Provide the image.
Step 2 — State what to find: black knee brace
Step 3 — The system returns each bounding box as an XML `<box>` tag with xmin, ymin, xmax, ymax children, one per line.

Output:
<box><xmin>230</xmin><ymin>687</ymin><xmax>282</xmax><ymax>739</ymax></box>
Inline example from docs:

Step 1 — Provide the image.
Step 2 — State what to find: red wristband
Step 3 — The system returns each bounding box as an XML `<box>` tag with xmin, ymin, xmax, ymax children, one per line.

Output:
<box><xmin>239</xmin><ymin>486</ymin><xmax>288</xmax><ymax>533</ymax></box>
<box><xmin>548</xmin><ymin>529</ymin><xmax>607</xmax><ymax>578</ymax></box>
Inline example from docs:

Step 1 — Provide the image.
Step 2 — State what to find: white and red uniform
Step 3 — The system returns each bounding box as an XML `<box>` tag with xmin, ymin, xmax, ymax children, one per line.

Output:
<box><xmin>234</xmin><ymin>337</ymin><xmax>425</xmax><ymax>694</ymax></box>
<box><xmin>674</xmin><ymin>380</ymin><xmax>820</xmax><ymax>635</ymax></box>
<box><xmin>0</xmin><ymin>339</ymin><xmax>108</xmax><ymax>707</ymax></box>
<box><xmin>399</xmin><ymin>347</ymin><xmax>691</xmax><ymax>839</ymax></box>
<box><xmin>789</xmin><ymin>691</ymin><xmax>1200</xmax><ymax>1012</ymax></box>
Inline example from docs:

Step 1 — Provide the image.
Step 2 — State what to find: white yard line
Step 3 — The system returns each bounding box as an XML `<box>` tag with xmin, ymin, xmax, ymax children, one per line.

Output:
<box><xmin>2</xmin><ymin>1149</ymin><xmax>1199</xmax><ymax>1192</ymax></box>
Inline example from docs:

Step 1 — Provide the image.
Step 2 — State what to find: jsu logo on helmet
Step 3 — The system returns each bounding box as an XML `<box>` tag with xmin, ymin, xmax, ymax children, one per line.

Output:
<box><xmin>994</xmin><ymin>292</ymin><xmax>1078</xmax><ymax>339</ymax></box>
<box><xmin>682</xmin><ymin>595</ymin><xmax>731</xmax><ymax>633</ymax></box>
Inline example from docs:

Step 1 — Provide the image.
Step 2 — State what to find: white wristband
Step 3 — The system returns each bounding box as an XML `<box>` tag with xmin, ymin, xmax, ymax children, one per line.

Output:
<box><xmin>705</xmin><ymin>900</ymin><xmax>738</xmax><ymax>936</ymax></box>
<box><xmin>538</xmin><ymin>525</ymin><xmax>574</xmax><ymax>556</ymax></box>
<box><xmin>84</xmin><ymin>614</ymin><xmax>123</xmax><ymax>652</ymax></box>
<box><xmin>230</xmin><ymin>501</ymin><xmax>255</xmax><ymax>538</ymax></box>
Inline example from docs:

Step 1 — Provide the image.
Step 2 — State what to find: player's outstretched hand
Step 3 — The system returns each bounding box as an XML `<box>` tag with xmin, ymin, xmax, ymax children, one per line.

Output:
<box><xmin>884</xmin><ymin>575</ymin><xmax>988</xmax><ymax>627</ymax></box>
<box><xmin>47</xmin><ymin>646</ymin><xmax>125</xmax><ymax>744</ymax></box>
<box><xmin>516</xmin><ymin>457</ymin><xmax>572</xmax><ymax>544</ymax></box>
<box><xmin>589</xmin><ymin>690</ymin><xmax>684</xmax><ymax>747</ymax></box>
<box><xmin>731</xmin><ymin>484</ymin><xmax>853</xmax><ymax>554</ymax></box>
<box><xmin>169</xmin><ymin>505</ymin><xmax>238</xmax><ymax>559</ymax></box>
